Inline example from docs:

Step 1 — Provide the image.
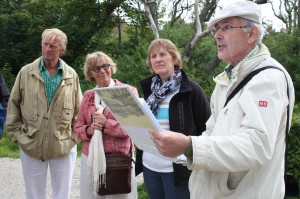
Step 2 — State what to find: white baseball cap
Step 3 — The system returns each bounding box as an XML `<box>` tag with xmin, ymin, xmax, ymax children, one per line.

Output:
<box><xmin>207</xmin><ymin>1</ymin><xmax>262</xmax><ymax>30</ymax></box>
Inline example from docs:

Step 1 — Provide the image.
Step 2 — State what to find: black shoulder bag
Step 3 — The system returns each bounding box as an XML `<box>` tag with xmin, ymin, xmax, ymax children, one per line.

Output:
<box><xmin>224</xmin><ymin>66</ymin><xmax>299</xmax><ymax>198</ymax></box>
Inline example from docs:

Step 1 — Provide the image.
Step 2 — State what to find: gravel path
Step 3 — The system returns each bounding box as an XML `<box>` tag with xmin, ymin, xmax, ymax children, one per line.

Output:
<box><xmin>0</xmin><ymin>157</ymin><xmax>143</xmax><ymax>199</ymax></box>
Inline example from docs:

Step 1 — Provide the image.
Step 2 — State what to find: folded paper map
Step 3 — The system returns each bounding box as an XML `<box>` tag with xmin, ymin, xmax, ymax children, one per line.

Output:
<box><xmin>94</xmin><ymin>86</ymin><xmax>187</xmax><ymax>164</ymax></box>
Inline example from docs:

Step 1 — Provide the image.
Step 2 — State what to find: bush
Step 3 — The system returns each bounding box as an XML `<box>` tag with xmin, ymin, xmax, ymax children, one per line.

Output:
<box><xmin>287</xmin><ymin>104</ymin><xmax>300</xmax><ymax>190</ymax></box>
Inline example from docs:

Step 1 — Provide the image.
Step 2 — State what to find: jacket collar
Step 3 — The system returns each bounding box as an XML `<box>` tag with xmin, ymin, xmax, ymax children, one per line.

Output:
<box><xmin>214</xmin><ymin>43</ymin><xmax>271</xmax><ymax>87</ymax></box>
<box><xmin>29</xmin><ymin>57</ymin><xmax>75</xmax><ymax>80</ymax></box>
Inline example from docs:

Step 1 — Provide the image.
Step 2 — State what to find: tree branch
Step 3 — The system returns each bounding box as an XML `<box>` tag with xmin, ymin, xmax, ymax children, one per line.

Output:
<box><xmin>144</xmin><ymin>0</ymin><xmax>159</xmax><ymax>38</ymax></box>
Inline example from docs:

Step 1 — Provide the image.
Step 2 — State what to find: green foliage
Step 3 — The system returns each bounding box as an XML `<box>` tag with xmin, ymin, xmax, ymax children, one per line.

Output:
<box><xmin>61</xmin><ymin>0</ymin><xmax>117</xmax><ymax>65</ymax></box>
<box><xmin>0</xmin><ymin>66</ymin><xmax>15</xmax><ymax>90</ymax></box>
<box><xmin>0</xmin><ymin>130</ymin><xmax>19</xmax><ymax>158</ymax></box>
<box><xmin>114</xmin><ymin>51</ymin><xmax>151</xmax><ymax>95</ymax></box>
<box><xmin>160</xmin><ymin>21</ymin><xmax>224</xmax><ymax>97</ymax></box>
<box><xmin>288</xmin><ymin>104</ymin><xmax>300</xmax><ymax>185</ymax></box>
<box><xmin>0</xmin><ymin>4</ymin><xmax>41</xmax><ymax>74</ymax></box>
<box><xmin>137</xmin><ymin>183</ymin><xmax>148</xmax><ymax>199</ymax></box>
<box><xmin>70</xmin><ymin>19</ymin><xmax>155</xmax><ymax>94</ymax></box>
<box><xmin>0</xmin><ymin>0</ymin><xmax>124</xmax><ymax>76</ymax></box>
<box><xmin>160</xmin><ymin>21</ymin><xmax>194</xmax><ymax>48</ymax></box>
<box><xmin>185</xmin><ymin>36</ymin><xmax>224</xmax><ymax>97</ymax></box>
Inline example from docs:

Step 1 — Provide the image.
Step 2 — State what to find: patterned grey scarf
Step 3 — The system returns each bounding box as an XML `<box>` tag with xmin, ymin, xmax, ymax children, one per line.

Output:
<box><xmin>146</xmin><ymin>69</ymin><xmax>182</xmax><ymax>115</ymax></box>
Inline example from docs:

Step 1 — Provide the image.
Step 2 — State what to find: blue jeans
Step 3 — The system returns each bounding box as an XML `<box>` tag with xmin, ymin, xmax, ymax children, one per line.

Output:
<box><xmin>143</xmin><ymin>166</ymin><xmax>190</xmax><ymax>199</ymax></box>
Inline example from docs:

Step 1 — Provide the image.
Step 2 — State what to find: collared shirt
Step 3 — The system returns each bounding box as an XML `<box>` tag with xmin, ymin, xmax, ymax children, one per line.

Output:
<box><xmin>40</xmin><ymin>58</ymin><xmax>62</xmax><ymax>106</ymax></box>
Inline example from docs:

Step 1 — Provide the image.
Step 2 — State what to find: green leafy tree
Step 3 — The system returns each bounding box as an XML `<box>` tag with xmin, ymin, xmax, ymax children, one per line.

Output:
<box><xmin>0</xmin><ymin>0</ymin><xmax>125</xmax><ymax>76</ymax></box>
<box><xmin>61</xmin><ymin>0</ymin><xmax>125</xmax><ymax>68</ymax></box>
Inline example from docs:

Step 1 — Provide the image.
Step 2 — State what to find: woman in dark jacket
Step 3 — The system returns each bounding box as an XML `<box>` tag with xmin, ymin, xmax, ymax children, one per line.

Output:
<box><xmin>135</xmin><ymin>38</ymin><xmax>211</xmax><ymax>199</ymax></box>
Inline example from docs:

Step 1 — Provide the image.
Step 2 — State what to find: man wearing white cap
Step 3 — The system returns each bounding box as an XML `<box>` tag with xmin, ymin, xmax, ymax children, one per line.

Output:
<box><xmin>149</xmin><ymin>1</ymin><xmax>295</xmax><ymax>198</ymax></box>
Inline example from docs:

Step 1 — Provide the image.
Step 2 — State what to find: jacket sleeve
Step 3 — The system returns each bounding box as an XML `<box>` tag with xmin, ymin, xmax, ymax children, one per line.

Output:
<box><xmin>190</xmin><ymin>80</ymin><xmax>211</xmax><ymax>135</ymax></box>
<box><xmin>72</xmin><ymin>72</ymin><xmax>83</xmax><ymax>126</ymax></box>
<box><xmin>73</xmin><ymin>92</ymin><xmax>92</xmax><ymax>141</ymax></box>
<box><xmin>102</xmin><ymin>108</ymin><xmax>129</xmax><ymax>138</ymax></box>
<box><xmin>5</xmin><ymin>71</ymin><xmax>23</xmax><ymax>142</ymax></box>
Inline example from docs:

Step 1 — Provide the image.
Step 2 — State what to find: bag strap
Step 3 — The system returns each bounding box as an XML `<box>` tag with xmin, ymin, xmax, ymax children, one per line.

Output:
<box><xmin>223</xmin><ymin>66</ymin><xmax>290</xmax><ymax>189</ymax></box>
<box><xmin>224</xmin><ymin>66</ymin><xmax>286</xmax><ymax>107</ymax></box>
<box><xmin>129</xmin><ymin>142</ymin><xmax>136</xmax><ymax>164</ymax></box>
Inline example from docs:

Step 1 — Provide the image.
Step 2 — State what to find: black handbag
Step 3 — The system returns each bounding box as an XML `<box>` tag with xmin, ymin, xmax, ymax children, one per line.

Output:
<box><xmin>97</xmin><ymin>153</ymin><xmax>133</xmax><ymax>196</ymax></box>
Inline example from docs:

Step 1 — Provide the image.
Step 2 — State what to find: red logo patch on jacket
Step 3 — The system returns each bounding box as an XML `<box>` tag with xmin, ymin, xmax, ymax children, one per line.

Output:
<box><xmin>259</xmin><ymin>100</ymin><xmax>268</xmax><ymax>107</ymax></box>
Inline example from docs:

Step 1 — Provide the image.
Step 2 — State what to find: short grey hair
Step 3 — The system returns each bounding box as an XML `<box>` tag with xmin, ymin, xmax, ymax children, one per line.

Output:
<box><xmin>240</xmin><ymin>18</ymin><xmax>265</xmax><ymax>44</ymax></box>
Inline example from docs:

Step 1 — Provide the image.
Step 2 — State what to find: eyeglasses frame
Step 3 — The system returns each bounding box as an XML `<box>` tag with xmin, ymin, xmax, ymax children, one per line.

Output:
<box><xmin>211</xmin><ymin>25</ymin><xmax>251</xmax><ymax>36</ymax></box>
<box><xmin>89</xmin><ymin>64</ymin><xmax>110</xmax><ymax>73</ymax></box>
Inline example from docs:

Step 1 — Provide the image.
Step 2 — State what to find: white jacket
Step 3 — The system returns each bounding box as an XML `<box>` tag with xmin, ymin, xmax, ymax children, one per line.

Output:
<box><xmin>187</xmin><ymin>44</ymin><xmax>295</xmax><ymax>199</ymax></box>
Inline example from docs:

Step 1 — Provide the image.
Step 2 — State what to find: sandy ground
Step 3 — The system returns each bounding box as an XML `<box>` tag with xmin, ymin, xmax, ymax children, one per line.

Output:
<box><xmin>0</xmin><ymin>157</ymin><xmax>143</xmax><ymax>199</ymax></box>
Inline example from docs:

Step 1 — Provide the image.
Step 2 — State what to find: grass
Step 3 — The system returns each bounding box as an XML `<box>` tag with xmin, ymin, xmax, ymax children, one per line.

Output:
<box><xmin>0</xmin><ymin>129</ymin><xmax>19</xmax><ymax>158</ymax></box>
<box><xmin>137</xmin><ymin>183</ymin><xmax>148</xmax><ymax>199</ymax></box>
<box><xmin>0</xmin><ymin>129</ymin><xmax>149</xmax><ymax>198</ymax></box>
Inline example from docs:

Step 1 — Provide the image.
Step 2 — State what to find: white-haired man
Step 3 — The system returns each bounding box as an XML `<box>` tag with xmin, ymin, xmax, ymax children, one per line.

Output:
<box><xmin>6</xmin><ymin>28</ymin><xmax>82</xmax><ymax>199</ymax></box>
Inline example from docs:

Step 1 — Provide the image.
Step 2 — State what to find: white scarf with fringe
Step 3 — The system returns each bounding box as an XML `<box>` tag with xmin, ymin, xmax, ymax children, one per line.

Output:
<box><xmin>87</xmin><ymin>79</ymin><xmax>115</xmax><ymax>196</ymax></box>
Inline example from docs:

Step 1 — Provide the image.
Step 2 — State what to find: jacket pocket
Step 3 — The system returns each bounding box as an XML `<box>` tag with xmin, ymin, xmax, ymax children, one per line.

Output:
<box><xmin>217</xmin><ymin>171</ymin><xmax>248</xmax><ymax>195</ymax></box>
<box><xmin>60</xmin><ymin>102</ymin><xmax>73</xmax><ymax>122</ymax></box>
<box><xmin>54</xmin><ymin>129</ymin><xmax>71</xmax><ymax>140</ymax></box>
<box><xmin>18</xmin><ymin>123</ymin><xmax>39</xmax><ymax>156</ymax></box>
<box><xmin>21</xmin><ymin>121</ymin><xmax>39</xmax><ymax>137</ymax></box>
<box><xmin>218</xmin><ymin>172</ymin><xmax>234</xmax><ymax>195</ymax></box>
<box><xmin>52</xmin><ymin>128</ymin><xmax>77</xmax><ymax>159</ymax></box>
<box><xmin>227</xmin><ymin>171</ymin><xmax>248</xmax><ymax>190</ymax></box>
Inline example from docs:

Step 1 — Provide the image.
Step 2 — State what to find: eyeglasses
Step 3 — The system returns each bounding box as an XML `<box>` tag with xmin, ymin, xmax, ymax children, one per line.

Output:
<box><xmin>211</xmin><ymin>25</ymin><xmax>250</xmax><ymax>35</ymax></box>
<box><xmin>90</xmin><ymin>64</ymin><xmax>110</xmax><ymax>73</ymax></box>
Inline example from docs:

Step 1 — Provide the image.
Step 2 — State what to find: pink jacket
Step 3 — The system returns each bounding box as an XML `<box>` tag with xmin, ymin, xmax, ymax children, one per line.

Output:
<box><xmin>74</xmin><ymin>79</ymin><xmax>138</xmax><ymax>156</ymax></box>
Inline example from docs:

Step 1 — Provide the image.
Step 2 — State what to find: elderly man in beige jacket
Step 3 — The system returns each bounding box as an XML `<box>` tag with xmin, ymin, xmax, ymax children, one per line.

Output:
<box><xmin>6</xmin><ymin>28</ymin><xmax>82</xmax><ymax>199</ymax></box>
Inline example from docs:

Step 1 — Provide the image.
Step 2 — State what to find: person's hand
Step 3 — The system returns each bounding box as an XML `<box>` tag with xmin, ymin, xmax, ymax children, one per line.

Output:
<box><xmin>150</xmin><ymin>129</ymin><xmax>190</xmax><ymax>157</ymax></box>
<box><xmin>92</xmin><ymin>112</ymin><xmax>107</xmax><ymax>130</ymax></box>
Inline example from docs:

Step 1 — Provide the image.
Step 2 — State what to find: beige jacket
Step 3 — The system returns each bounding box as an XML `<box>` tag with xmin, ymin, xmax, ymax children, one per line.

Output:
<box><xmin>6</xmin><ymin>57</ymin><xmax>82</xmax><ymax>161</ymax></box>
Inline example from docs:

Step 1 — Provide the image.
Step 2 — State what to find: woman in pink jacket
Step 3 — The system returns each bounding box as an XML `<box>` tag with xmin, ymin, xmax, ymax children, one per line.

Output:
<box><xmin>74</xmin><ymin>51</ymin><xmax>138</xmax><ymax>199</ymax></box>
